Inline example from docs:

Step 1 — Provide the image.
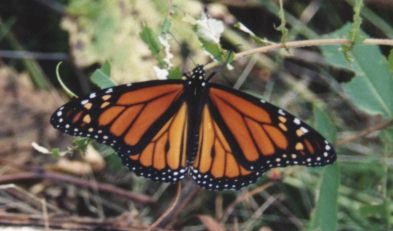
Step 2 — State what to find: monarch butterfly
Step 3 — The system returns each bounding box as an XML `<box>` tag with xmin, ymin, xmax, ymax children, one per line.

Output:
<box><xmin>51</xmin><ymin>65</ymin><xmax>336</xmax><ymax>190</ymax></box>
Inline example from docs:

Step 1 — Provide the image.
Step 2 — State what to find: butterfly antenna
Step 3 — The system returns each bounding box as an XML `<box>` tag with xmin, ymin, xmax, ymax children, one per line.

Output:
<box><xmin>168</xmin><ymin>31</ymin><xmax>197</xmax><ymax>66</ymax></box>
<box><xmin>206</xmin><ymin>71</ymin><xmax>216</xmax><ymax>82</ymax></box>
<box><xmin>205</xmin><ymin>50</ymin><xmax>234</xmax><ymax>82</ymax></box>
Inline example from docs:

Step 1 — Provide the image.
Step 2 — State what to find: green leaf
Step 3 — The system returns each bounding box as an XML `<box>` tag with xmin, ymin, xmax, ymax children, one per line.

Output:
<box><xmin>73</xmin><ymin>137</ymin><xmax>90</xmax><ymax>153</ymax></box>
<box><xmin>308</xmin><ymin>106</ymin><xmax>339</xmax><ymax>231</ymax></box>
<box><xmin>0</xmin><ymin>17</ymin><xmax>16</xmax><ymax>42</ymax></box>
<box><xmin>140</xmin><ymin>24</ymin><xmax>163</xmax><ymax>65</ymax></box>
<box><xmin>360</xmin><ymin>201</ymin><xmax>389</xmax><ymax>218</ymax></box>
<box><xmin>101</xmin><ymin>61</ymin><xmax>111</xmax><ymax>75</ymax></box>
<box><xmin>199</xmin><ymin>38</ymin><xmax>234</xmax><ymax>65</ymax></box>
<box><xmin>313</xmin><ymin>106</ymin><xmax>337</xmax><ymax>141</ymax></box>
<box><xmin>321</xmin><ymin>24</ymin><xmax>393</xmax><ymax>118</ymax></box>
<box><xmin>105</xmin><ymin>153</ymin><xmax>124</xmax><ymax>170</ymax></box>
<box><xmin>309</xmin><ymin>164</ymin><xmax>340</xmax><ymax>231</ymax></box>
<box><xmin>168</xmin><ymin>66</ymin><xmax>182</xmax><ymax>80</ymax></box>
<box><xmin>342</xmin><ymin>0</ymin><xmax>364</xmax><ymax>57</ymax></box>
<box><xmin>388</xmin><ymin>49</ymin><xmax>393</xmax><ymax>72</ymax></box>
<box><xmin>200</xmin><ymin>38</ymin><xmax>223</xmax><ymax>61</ymax></box>
<box><xmin>276</xmin><ymin>0</ymin><xmax>288</xmax><ymax>44</ymax></box>
<box><xmin>90</xmin><ymin>63</ymin><xmax>116</xmax><ymax>89</ymax></box>
<box><xmin>93</xmin><ymin>142</ymin><xmax>123</xmax><ymax>170</ymax></box>
<box><xmin>161</xmin><ymin>18</ymin><xmax>171</xmax><ymax>34</ymax></box>
<box><xmin>234</xmin><ymin>22</ymin><xmax>270</xmax><ymax>45</ymax></box>
<box><xmin>350</xmin><ymin>0</ymin><xmax>364</xmax><ymax>43</ymax></box>
<box><xmin>51</xmin><ymin>148</ymin><xmax>61</xmax><ymax>157</ymax></box>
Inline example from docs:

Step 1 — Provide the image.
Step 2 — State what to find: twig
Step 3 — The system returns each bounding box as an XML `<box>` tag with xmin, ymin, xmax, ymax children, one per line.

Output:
<box><xmin>220</xmin><ymin>181</ymin><xmax>274</xmax><ymax>222</ymax></box>
<box><xmin>336</xmin><ymin>118</ymin><xmax>393</xmax><ymax>146</ymax></box>
<box><xmin>33</xmin><ymin>0</ymin><xmax>66</xmax><ymax>14</ymax></box>
<box><xmin>0</xmin><ymin>171</ymin><xmax>154</xmax><ymax>204</ymax></box>
<box><xmin>204</xmin><ymin>38</ymin><xmax>393</xmax><ymax>70</ymax></box>
<box><xmin>160</xmin><ymin>183</ymin><xmax>201</xmax><ymax>229</ymax></box>
<box><xmin>0</xmin><ymin>50</ymin><xmax>68</xmax><ymax>60</ymax></box>
<box><xmin>41</xmin><ymin>199</ymin><xmax>49</xmax><ymax>231</ymax></box>
<box><xmin>148</xmin><ymin>182</ymin><xmax>182</xmax><ymax>231</ymax></box>
<box><xmin>0</xmin><ymin>212</ymin><xmax>146</xmax><ymax>231</ymax></box>
<box><xmin>0</xmin><ymin>184</ymin><xmax>62</xmax><ymax>214</ymax></box>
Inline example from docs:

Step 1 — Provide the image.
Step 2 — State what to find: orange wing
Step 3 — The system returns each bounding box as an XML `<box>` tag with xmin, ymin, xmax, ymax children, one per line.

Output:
<box><xmin>191</xmin><ymin>105</ymin><xmax>261</xmax><ymax>190</ymax></box>
<box><xmin>51</xmin><ymin>80</ymin><xmax>189</xmax><ymax>181</ymax></box>
<box><xmin>191</xmin><ymin>84</ymin><xmax>336</xmax><ymax>190</ymax></box>
<box><xmin>208</xmin><ymin>84</ymin><xmax>336</xmax><ymax>169</ymax></box>
<box><xmin>127</xmin><ymin>102</ymin><xmax>189</xmax><ymax>181</ymax></box>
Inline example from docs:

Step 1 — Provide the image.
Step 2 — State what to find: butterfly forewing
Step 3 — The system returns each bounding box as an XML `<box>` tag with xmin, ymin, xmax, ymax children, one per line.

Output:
<box><xmin>206</xmin><ymin>84</ymin><xmax>336</xmax><ymax>173</ymax></box>
<box><xmin>51</xmin><ymin>80</ymin><xmax>189</xmax><ymax>181</ymax></box>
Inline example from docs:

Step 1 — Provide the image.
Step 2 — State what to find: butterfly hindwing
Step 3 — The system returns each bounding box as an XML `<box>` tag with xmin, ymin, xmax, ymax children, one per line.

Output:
<box><xmin>191</xmin><ymin>105</ymin><xmax>263</xmax><ymax>190</ymax></box>
<box><xmin>127</xmin><ymin>102</ymin><xmax>189</xmax><ymax>182</ymax></box>
<box><xmin>51</xmin><ymin>80</ymin><xmax>189</xmax><ymax>181</ymax></box>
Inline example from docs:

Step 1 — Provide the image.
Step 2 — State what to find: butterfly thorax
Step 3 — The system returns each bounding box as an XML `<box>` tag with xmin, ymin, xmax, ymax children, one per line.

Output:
<box><xmin>184</xmin><ymin>65</ymin><xmax>211</xmax><ymax>164</ymax></box>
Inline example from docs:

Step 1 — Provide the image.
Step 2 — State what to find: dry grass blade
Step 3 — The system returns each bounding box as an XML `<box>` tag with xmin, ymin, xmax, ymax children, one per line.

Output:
<box><xmin>0</xmin><ymin>213</ymin><xmax>146</xmax><ymax>231</ymax></box>
<box><xmin>0</xmin><ymin>171</ymin><xmax>154</xmax><ymax>204</ymax></box>
<box><xmin>220</xmin><ymin>181</ymin><xmax>274</xmax><ymax>222</ymax></box>
<box><xmin>198</xmin><ymin>215</ymin><xmax>226</xmax><ymax>231</ymax></box>
<box><xmin>336</xmin><ymin>118</ymin><xmax>393</xmax><ymax>146</ymax></box>
<box><xmin>0</xmin><ymin>184</ymin><xmax>61</xmax><ymax>214</ymax></box>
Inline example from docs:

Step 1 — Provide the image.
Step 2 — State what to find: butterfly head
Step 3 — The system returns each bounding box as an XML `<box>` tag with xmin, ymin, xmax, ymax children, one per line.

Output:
<box><xmin>190</xmin><ymin>65</ymin><xmax>206</xmax><ymax>80</ymax></box>
<box><xmin>184</xmin><ymin>64</ymin><xmax>210</xmax><ymax>88</ymax></box>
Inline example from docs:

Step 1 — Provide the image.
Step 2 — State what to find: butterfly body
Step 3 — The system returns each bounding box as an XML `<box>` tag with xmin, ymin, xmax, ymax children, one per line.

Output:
<box><xmin>51</xmin><ymin>65</ymin><xmax>336</xmax><ymax>190</ymax></box>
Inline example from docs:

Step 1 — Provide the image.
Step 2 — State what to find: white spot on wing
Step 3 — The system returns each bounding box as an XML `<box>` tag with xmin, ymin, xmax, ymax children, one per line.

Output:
<box><xmin>300</xmin><ymin>127</ymin><xmax>309</xmax><ymax>133</ymax></box>
<box><xmin>89</xmin><ymin>93</ymin><xmax>96</xmax><ymax>99</ymax></box>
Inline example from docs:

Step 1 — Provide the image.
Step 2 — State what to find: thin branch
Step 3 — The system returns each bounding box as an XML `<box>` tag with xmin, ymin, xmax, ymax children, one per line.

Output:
<box><xmin>336</xmin><ymin>118</ymin><xmax>393</xmax><ymax>146</ymax></box>
<box><xmin>0</xmin><ymin>212</ymin><xmax>146</xmax><ymax>231</ymax></box>
<box><xmin>159</xmin><ymin>183</ymin><xmax>201</xmax><ymax>229</ymax></box>
<box><xmin>0</xmin><ymin>171</ymin><xmax>154</xmax><ymax>204</ymax></box>
<box><xmin>220</xmin><ymin>181</ymin><xmax>274</xmax><ymax>222</ymax></box>
<box><xmin>33</xmin><ymin>0</ymin><xmax>66</xmax><ymax>14</ymax></box>
<box><xmin>205</xmin><ymin>38</ymin><xmax>393</xmax><ymax>70</ymax></box>
<box><xmin>0</xmin><ymin>50</ymin><xmax>68</xmax><ymax>60</ymax></box>
<box><xmin>148</xmin><ymin>182</ymin><xmax>182</xmax><ymax>231</ymax></box>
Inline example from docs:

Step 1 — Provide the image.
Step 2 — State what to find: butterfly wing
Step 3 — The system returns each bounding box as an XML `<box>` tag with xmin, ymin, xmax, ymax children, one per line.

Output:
<box><xmin>191</xmin><ymin>83</ymin><xmax>336</xmax><ymax>190</ymax></box>
<box><xmin>191</xmin><ymin>104</ymin><xmax>260</xmax><ymax>190</ymax></box>
<box><xmin>51</xmin><ymin>80</ymin><xmax>189</xmax><ymax>182</ymax></box>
